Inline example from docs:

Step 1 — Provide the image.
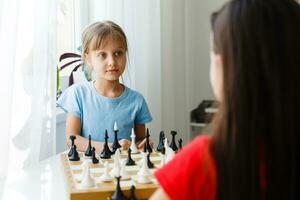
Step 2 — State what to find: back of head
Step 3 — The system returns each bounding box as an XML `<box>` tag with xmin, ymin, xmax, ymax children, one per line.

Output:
<box><xmin>210</xmin><ymin>0</ymin><xmax>300</xmax><ymax>199</ymax></box>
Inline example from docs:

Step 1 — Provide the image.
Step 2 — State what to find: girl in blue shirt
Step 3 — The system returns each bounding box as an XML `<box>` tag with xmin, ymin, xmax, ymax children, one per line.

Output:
<box><xmin>57</xmin><ymin>21</ymin><xmax>152</xmax><ymax>153</ymax></box>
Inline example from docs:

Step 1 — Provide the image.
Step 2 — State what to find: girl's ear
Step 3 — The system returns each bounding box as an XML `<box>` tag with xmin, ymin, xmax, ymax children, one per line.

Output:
<box><xmin>215</xmin><ymin>53</ymin><xmax>223</xmax><ymax>69</ymax></box>
<box><xmin>84</xmin><ymin>53</ymin><xmax>92</xmax><ymax>67</ymax></box>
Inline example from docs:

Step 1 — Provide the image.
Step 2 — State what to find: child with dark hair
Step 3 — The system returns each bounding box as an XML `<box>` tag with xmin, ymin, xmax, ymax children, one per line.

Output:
<box><xmin>151</xmin><ymin>0</ymin><xmax>300</xmax><ymax>199</ymax></box>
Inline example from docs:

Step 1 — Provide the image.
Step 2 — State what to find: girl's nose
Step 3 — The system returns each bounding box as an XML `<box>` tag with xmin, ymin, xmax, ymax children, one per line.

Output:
<box><xmin>108</xmin><ymin>54</ymin><xmax>116</xmax><ymax>66</ymax></box>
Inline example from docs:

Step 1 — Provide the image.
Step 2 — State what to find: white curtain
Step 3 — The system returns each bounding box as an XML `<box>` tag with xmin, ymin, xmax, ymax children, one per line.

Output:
<box><xmin>71</xmin><ymin>0</ymin><xmax>224</xmax><ymax>144</ymax></box>
<box><xmin>0</xmin><ymin>0</ymin><xmax>57</xmax><ymax>187</ymax></box>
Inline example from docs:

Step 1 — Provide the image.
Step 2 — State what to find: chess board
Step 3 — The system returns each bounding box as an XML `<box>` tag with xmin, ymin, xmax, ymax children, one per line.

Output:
<box><xmin>60</xmin><ymin>150</ymin><xmax>162</xmax><ymax>200</ymax></box>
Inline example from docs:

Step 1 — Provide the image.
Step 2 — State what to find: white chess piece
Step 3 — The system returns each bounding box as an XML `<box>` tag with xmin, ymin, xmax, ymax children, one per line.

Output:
<box><xmin>114</xmin><ymin>121</ymin><xmax>118</xmax><ymax>131</ymax></box>
<box><xmin>80</xmin><ymin>160</ymin><xmax>95</xmax><ymax>188</ymax></box>
<box><xmin>137</xmin><ymin>151</ymin><xmax>152</xmax><ymax>177</ymax></box>
<box><xmin>99</xmin><ymin>161</ymin><xmax>113</xmax><ymax>182</ymax></box>
<box><xmin>120</xmin><ymin>160</ymin><xmax>130</xmax><ymax>180</ymax></box>
<box><xmin>137</xmin><ymin>152</ymin><xmax>152</xmax><ymax>184</ymax></box>
<box><xmin>159</xmin><ymin>152</ymin><xmax>166</xmax><ymax>167</ymax></box>
<box><xmin>110</xmin><ymin>149</ymin><xmax>121</xmax><ymax>177</ymax></box>
<box><xmin>130</xmin><ymin>128</ymin><xmax>139</xmax><ymax>154</ymax></box>
<box><xmin>164</xmin><ymin>138</ymin><xmax>175</xmax><ymax>163</ymax></box>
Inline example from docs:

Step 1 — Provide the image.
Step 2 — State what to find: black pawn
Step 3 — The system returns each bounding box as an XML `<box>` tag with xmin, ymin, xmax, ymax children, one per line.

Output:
<box><xmin>84</xmin><ymin>135</ymin><xmax>92</xmax><ymax>157</ymax></box>
<box><xmin>68</xmin><ymin>135</ymin><xmax>76</xmax><ymax>157</ymax></box>
<box><xmin>144</xmin><ymin>143</ymin><xmax>154</xmax><ymax>169</ymax></box>
<box><xmin>69</xmin><ymin>145</ymin><xmax>80</xmax><ymax>161</ymax></box>
<box><xmin>145</xmin><ymin>128</ymin><xmax>152</xmax><ymax>153</ymax></box>
<box><xmin>126</xmin><ymin>148</ymin><xmax>135</xmax><ymax>166</ymax></box>
<box><xmin>178</xmin><ymin>138</ymin><xmax>183</xmax><ymax>151</ymax></box>
<box><xmin>100</xmin><ymin>130</ymin><xmax>113</xmax><ymax>159</ymax></box>
<box><xmin>112</xmin><ymin>129</ymin><xmax>121</xmax><ymax>153</ymax></box>
<box><xmin>156</xmin><ymin>131</ymin><xmax>165</xmax><ymax>152</ymax></box>
<box><xmin>169</xmin><ymin>131</ymin><xmax>178</xmax><ymax>152</ymax></box>
<box><xmin>92</xmin><ymin>147</ymin><xmax>99</xmax><ymax>164</ymax></box>
<box><xmin>128</xmin><ymin>185</ymin><xmax>137</xmax><ymax>200</ymax></box>
<box><xmin>111</xmin><ymin>176</ymin><xmax>127</xmax><ymax>200</ymax></box>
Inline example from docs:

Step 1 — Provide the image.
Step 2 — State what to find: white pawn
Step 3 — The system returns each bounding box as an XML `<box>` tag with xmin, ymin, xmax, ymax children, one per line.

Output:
<box><xmin>137</xmin><ymin>151</ymin><xmax>152</xmax><ymax>177</ymax></box>
<box><xmin>164</xmin><ymin>138</ymin><xmax>175</xmax><ymax>163</ymax></box>
<box><xmin>130</xmin><ymin>128</ymin><xmax>139</xmax><ymax>154</ymax></box>
<box><xmin>80</xmin><ymin>160</ymin><xmax>95</xmax><ymax>188</ymax></box>
<box><xmin>110</xmin><ymin>149</ymin><xmax>121</xmax><ymax>177</ymax></box>
<box><xmin>137</xmin><ymin>152</ymin><xmax>152</xmax><ymax>184</ymax></box>
<box><xmin>120</xmin><ymin>160</ymin><xmax>130</xmax><ymax>180</ymax></box>
<box><xmin>99</xmin><ymin>161</ymin><xmax>113</xmax><ymax>182</ymax></box>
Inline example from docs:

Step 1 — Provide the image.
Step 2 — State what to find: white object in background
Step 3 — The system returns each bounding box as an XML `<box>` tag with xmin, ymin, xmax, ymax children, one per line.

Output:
<box><xmin>130</xmin><ymin>128</ymin><xmax>139</xmax><ymax>154</ymax></box>
<box><xmin>159</xmin><ymin>153</ymin><xmax>165</xmax><ymax>168</ymax></box>
<box><xmin>73</xmin><ymin>70</ymin><xmax>87</xmax><ymax>84</ymax></box>
<box><xmin>59</xmin><ymin>75</ymin><xmax>69</xmax><ymax>92</ymax></box>
<box><xmin>164</xmin><ymin>138</ymin><xmax>175</xmax><ymax>163</ymax></box>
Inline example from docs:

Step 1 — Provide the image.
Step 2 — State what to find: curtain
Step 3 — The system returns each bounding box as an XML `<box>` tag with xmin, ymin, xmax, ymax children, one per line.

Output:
<box><xmin>0</xmin><ymin>0</ymin><xmax>57</xmax><ymax>187</ymax></box>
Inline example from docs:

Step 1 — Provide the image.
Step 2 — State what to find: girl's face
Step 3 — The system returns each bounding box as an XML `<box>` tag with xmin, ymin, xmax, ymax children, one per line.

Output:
<box><xmin>210</xmin><ymin>35</ymin><xmax>223</xmax><ymax>101</ymax></box>
<box><xmin>85</xmin><ymin>37</ymin><xmax>126</xmax><ymax>82</ymax></box>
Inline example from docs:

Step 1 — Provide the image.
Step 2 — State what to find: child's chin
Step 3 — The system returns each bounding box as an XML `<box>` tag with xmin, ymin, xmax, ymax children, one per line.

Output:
<box><xmin>105</xmin><ymin>76</ymin><xmax>120</xmax><ymax>81</ymax></box>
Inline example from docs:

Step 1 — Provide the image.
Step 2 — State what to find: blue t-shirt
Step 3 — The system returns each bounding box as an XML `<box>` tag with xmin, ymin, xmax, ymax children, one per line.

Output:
<box><xmin>57</xmin><ymin>81</ymin><xmax>152</xmax><ymax>142</ymax></box>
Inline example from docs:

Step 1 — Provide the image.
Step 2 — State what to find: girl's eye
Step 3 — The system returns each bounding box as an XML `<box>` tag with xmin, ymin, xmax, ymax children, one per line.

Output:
<box><xmin>97</xmin><ymin>52</ymin><xmax>106</xmax><ymax>58</ymax></box>
<box><xmin>114</xmin><ymin>51</ymin><xmax>123</xmax><ymax>56</ymax></box>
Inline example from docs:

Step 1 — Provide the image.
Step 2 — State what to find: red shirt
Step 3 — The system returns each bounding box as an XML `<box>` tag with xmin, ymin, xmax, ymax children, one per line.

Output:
<box><xmin>155</xmin><ymin>136</ymin><xmax>266</xmax><ymax>200</ymax></box>
<box><xmin>155</xmin><ymin>136</ymin><xmax>216</xmax><ymax>200</ymax></box>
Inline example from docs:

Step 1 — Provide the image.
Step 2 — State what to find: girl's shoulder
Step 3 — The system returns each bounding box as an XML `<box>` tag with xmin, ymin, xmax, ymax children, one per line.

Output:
<box><xmin>65</xmin><ymin>82</ymin><xmax>93</xmax><ymax>96</ymax></box>
<box><xmin>125</xmin><ymin>87</ymin><xmax>146</xmax><ymax>100</ymax></box>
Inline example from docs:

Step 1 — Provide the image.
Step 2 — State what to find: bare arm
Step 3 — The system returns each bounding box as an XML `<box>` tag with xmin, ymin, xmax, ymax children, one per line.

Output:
<box><xmin>65</xmin><ymin>113</ymin><xmax>107</xmax><ymax>153</ymax></box>
<box><xmin>135</xmin><ymin>124</ymin><xmax>146</xmax><ymax>142</ymax></box>
<box><xmin>150</xmin><ymin>188</ymin><xmax>170</xmax><ymax>200</ymax></box>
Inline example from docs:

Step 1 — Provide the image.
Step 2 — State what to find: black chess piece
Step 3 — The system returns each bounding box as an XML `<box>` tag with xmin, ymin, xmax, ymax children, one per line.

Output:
<box><xmin>100</xmin><ymin>130</ymin><xmax>113</xmax><ymax>159</ymax></box>
<box><xmin>144</xmin><ymin>143</ymin><xmax>154</xmax><ymax>168</ymax></box>
<box><xmin>84</xmin><ymin>135</ymin><xmax>93</xmax><ymax>157</ymax></box>
<box><xmin>92</xmin><ymin>147</ymin><xmax>99</xmax><ymax>164</ymax></box>
<box><xmin>156</xmin><ymin>131</ymin><xmax>165</xmax><ymax>152</ymax></box>
<box><xmin>161</xmin><ymin>145</ymin><xmax>166</xmax><ymax>155</ymax></box>
<box><xmin>178</xmin><ymin>138</ymin><xmax>183</xmax><ymax>151</ymax></box>
<box><xmin>69</xmin><ymin>145</ymin><xmax>80</xmax><ymax>161</ymax></box>
<box><xmin>112</xmin><ymin>128</ymin><xmax>121</xmax><ymax>153</ymax></box>
<box><xmin>145</xmin><ymin>128</ymin><xmax>152</xmax><ymax>153</ymax></box>
<box><xmin>128</xmin><ymin>185</ymin><xmax>137</xmax><ymax>200</ymax></box>
<box><xmin>68</xmin><ymin>135</ymin><xmax>76</xmax><ymax>157</ymax></box>
<box><xmin>126</xmin><ymin>148</ymin><xmax>135</xmax><ymax>166</ymax></box>
<box><xmin>147</xmin><ymin>153</ymin><xmax>154</xmax><ymax>169</ymax></box>
<box><xmin>169</xmin><ymin>131</ymin><xmax>178</xmax><ymax>152</ymax></box>
<box><xmin>111</xmin><ymin>176</ymin><xmax>127</xmax><ymax>200</ymax></box>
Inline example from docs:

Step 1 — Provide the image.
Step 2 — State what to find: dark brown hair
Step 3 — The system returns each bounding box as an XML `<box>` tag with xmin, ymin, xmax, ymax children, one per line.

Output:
<box><xmin>210</xmin><ymin>0</ymin><xmax>300</xmax><ymax>199</ymax></box>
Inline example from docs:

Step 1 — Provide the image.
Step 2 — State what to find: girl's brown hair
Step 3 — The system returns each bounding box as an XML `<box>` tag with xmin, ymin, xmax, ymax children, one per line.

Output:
<box><xmin>81</xmin><ymin>21</ymin><xmax>128</xmax><ymax>61</ymax></box>
<box><xmin>210</xmin><ymin>0</ymin><xmax>300</xmax><ymax>199</ymax></box>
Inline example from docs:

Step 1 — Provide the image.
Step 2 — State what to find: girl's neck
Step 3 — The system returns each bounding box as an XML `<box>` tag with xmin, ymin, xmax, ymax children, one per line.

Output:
<box><xmin>94</xmin><ymin>79</ymin><xmax>124</xmax><ymax>98</ymax></box>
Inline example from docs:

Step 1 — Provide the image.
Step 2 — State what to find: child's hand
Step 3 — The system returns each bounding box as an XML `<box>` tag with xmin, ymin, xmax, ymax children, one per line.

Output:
<box><xmin>119</xmin><ymin>139</ymin><xmax>131</xmax><ymax>150</ymax></box>
<box><xmin>137</xmin><ymin>138</ymin><xmax>154</xmax><ymax>149</ymax></box>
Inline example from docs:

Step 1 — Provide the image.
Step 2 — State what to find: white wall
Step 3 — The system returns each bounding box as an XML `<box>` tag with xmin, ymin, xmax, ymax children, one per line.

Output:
<box><xmin>161</xmin><ymin>0</ymin><xmax>226</xmax><ymax>144</ymax></box>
